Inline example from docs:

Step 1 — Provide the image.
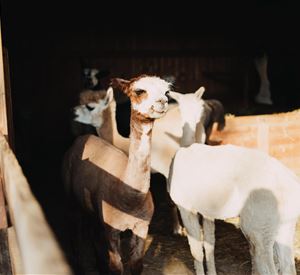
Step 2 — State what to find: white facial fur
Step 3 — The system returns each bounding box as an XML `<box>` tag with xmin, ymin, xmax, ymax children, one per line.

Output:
<box><xmin>169</xmin><ymin>87</ymin><xmax>206</xmax><ymax>130</ymax></box>
<box><xmin>74</xmin><ymin>88</ymin><xmax>113</xmax><ymax>127</ymax></box>
<box><xmin>131</xmin><ymin>76</ymin><xmax>170</xmax><ymax>118</ymax></box>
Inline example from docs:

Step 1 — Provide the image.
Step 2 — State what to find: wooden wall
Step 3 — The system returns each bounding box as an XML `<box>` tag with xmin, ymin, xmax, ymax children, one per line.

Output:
<box><xmin>210</xmin><ymin>110</ymin><xmax>300</xmax><ymax>177</ymax></box>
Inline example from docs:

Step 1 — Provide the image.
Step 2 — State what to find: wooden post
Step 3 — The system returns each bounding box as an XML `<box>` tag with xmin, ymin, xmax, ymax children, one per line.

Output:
<box><xmin>0</xmin><ymin>134</ymin><xmax>72</xmax><ymax>274</ymax></box>
<box><xmin>0</xmin><ymin>21</ymin><xmax>8</xmax><ymax>139</ymax></box>
<box><xmin>0</xmin><ymin>161</ymin><xmax>12</xmax><ymax>275</ymax></box>
<box><xmin>0</xmin><ymin>21</ymin><xmax>14</xmax><ymax>150</ymax></box>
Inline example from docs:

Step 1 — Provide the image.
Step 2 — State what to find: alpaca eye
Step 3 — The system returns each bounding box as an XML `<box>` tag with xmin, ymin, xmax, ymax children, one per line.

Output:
<box><xmin>135</xmin><ymin>89</ymin><xmax>146</xmax><ymax>96</ymax></box>
<box><xmin>86</xmin><ymin>104</ymin><xmax>95</xmax><ymax>111</ymax></box>
<box><xmin>165</xmin><ymin>91</ymin><xmax>171</xmax><ymax>100</ymax></box>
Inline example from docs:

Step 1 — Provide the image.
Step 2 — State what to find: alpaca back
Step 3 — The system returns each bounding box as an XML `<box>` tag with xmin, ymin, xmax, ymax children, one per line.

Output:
<box><xmin>62</xmin><ymin>134</ymin><xmax>128</xmax><ymax>209</ymax></box>
<box><xmin>168</xmin><ymin>143</ymin><xmax>300</xmax><ymax>220</ymax></box>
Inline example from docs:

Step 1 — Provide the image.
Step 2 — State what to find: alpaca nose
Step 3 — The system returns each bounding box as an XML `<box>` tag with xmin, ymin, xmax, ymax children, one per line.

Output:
<box><xmin>157</xmin><ymin>96</ymin><xmax>168</xmax><ymax>104</ymax></box>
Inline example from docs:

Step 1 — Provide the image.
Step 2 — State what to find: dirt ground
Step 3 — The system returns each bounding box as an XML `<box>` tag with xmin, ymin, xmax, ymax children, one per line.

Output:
<box><xmin>139</xmin><ymin>174</ymin><xmax>300</xmax><ymax>275</ymax></box>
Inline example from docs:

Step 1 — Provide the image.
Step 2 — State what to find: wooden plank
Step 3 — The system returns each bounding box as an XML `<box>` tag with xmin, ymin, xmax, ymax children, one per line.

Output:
<box><xmin>0</xmin><ymin>229</ymin><xmax>13</xmax><ymax>275</ymax></box>
<box><xmin>210</xmin><ymin>110</ymin><xmax>300</xmax><ymax>176</ymax></box>
<box><xmin>0</xmin><ymin>176</ymin><xmax>8</xmax><ymax>229</ymax></box>
<box><xmin>0</xmin><ymin>22</ymin><xmax>8</xmax><ymax>138</ymax></box>
<box><xmin>7</xmin><ymin>227</ymin><xmax>23</xmax><ymax>275</ymax></box>
<box><xmin>0</xmin><ymin>134</ymin><xmax>72</xmax><ymax>274</ymax></box>
<box><xmin>2</xmin><ymin>47</ymin><xmax>14</xmax><ymax>151</ymax></box>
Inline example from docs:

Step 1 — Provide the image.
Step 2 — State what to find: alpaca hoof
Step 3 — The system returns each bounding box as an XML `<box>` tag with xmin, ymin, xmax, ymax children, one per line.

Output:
<box><xmin>173</xmin><ymin>225</ymin><xmax>187</xmax><ymax>236</ymax></box>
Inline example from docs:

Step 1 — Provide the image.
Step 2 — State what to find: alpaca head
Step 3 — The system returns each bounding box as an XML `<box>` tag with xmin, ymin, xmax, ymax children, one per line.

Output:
<box><xmin>73</xmin><ymin>87</ymin><xmax>113</xmax><ymax>128</ymax></box>
<box><xmin>169</xmin><ymin>86</ymin><xmax>206</xmax><ymax>130</ymax></box>
<box><xmin>82</xmin><ymin>68</ymin><xmax>100</xmax><ymax>89</ymax></box>
<box><xmin>169</xmin><ymin>86</ymin><xmax>206</xmax><ymax>145</ymax></box>
<box><xmin>111</xmin><ymin>75</ymin><xmax>171</xmax><ymax>120</ymax></box>
<box><xmin>82</xmin><ymin>68</ymin><xmax>111</xmax><ymax>90</ymax></box>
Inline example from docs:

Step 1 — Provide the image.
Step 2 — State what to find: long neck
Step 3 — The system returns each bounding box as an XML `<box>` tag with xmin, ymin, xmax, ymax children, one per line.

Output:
<box><xmin>123</xmin><ymin>112</ymin><xmax>154</xmax><ymax>193</ymax></box>
<box><xmin>180</xmin><ymin>121</ymin><xmax>206</xmax><ymax>147</ymax></box>
<box><xmin>96</xmin><ymin>99</ymin><xmax>130</xmax><ymax>154</ymax></box>
<box><xmin>180</xmin><ymin>122</ymin><xmax>196</xmax><ymax>147</ymax></box>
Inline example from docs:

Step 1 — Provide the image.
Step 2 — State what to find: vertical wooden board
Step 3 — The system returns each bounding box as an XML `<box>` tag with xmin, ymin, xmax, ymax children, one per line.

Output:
<box><xmin>209</xmin><ymin>111</ymin><xmax>300</xmax><ymax>176</ymax></box>
<box><xmin>2</xmin><ymin>48</ymin><xmax>14</xmax><ymax>150</ymax></box>
<box><xmin>7</xmin><ymin>227</ymin><xmax>24</xmax><ymax>275</ymax></box>
<box><xmin>0</xmin><ymin>229</ymin><xmax>13</xmax><ymax>275</ymax></box>
<box><xmin>0</xmin><ymin>22</ymin><xmax>8</xmax><ymax>138</ymax></box>
<box><xmin>0</xmin><ymin>176</ymin><xmax>7</xmax><ymax>230</ymax></box>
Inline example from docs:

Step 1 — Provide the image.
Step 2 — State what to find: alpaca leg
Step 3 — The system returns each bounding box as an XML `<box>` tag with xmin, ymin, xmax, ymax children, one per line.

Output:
<box><xmin>253</xmin><ymin>242</ymin><xmax>276</xmax><ymax>275</ymax></box>
<box><xmin>241</xmin><ymin>218</ymin><xmax>277</xmax><ymax>273</ymax></box>
<box><xmin>241</xmin><ymin>227</ymin><xmax>276</xmax><ymax>275</ymax></box>
<box><xmin>240</xmin><ymin>189</ymin><xmax>280</xmax><ymax>274</ymax></box>
<box><xmin>203</xmin><ymin>217</ymin><xmax>217</xmax><ymax>275</ymax></box>
<box><xmin>178</xmin><ymin>206</ymin><xmax>205</xmax><ymax>275</ymax></box>
<box><xmin>166</xmin><ymin>191</ymin><xmax>185</xmax><ymax>235</ymax></box>
<box><xmin>171</xmin><ymin>204</ymin><xmax>186</xmax><ymax>235</ymax></box>
<box><xmin>105</xmin><ymin>228</ymin><xmax>123</xmax><ymax>275</ymax></box>
<box><xmin>128</xmin><ymin>233</ymin><xmax>146</xmax><ymax>275</ymax></box>
<box><xmin>274</xmin><ymin>221</ymin><xmax>297</xmax><ymax>275</ymax></box>
<box><xmin>76</xmin><ymin>210</ymin><xmax>99</xmax><ymax>273</ymax></box>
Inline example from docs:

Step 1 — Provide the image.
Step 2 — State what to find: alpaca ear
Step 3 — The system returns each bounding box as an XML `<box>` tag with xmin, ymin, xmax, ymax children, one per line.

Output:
<box><xmin>110</xmin><ymin>78</ymin><xmax>130</xmax><ymax>93</ymax></box>
<box><xmin>105</xmin><ymin>87</ymin><xmax>114</xmax><ymax>105</ymax></box>
<box><xmin>195</xmin><ymin>86</ymin><xmax>205</xmax><ymax>99</ymax></box>
<box><xmin>168</xmin><ymin>91</ymin><xmax>182</xmax><ymax>102</ymax></box>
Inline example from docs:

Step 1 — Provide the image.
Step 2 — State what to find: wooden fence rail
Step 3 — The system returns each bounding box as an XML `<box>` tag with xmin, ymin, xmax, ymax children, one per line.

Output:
<box><xmin>210</xmin><ymin>109</ymin><xmax>300</xmax><ymax>177</ymax></box>
<box><xmin>0</xmin><ymin>133</ymin><xmax>72</xmax><ymax>274</ymax></box>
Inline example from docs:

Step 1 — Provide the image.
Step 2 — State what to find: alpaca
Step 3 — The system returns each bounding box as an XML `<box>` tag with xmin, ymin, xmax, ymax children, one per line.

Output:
<box><xmin>82</xmin><ymin>68</ymin><xmax>110</xmax><ymax>90</ymax></box>
<box><xmin>72</xmin><ymin>86</ymin><xmax>225</xmax><ymax>234</ymax></box>
<box><xmin>167</xmin><ymin>87</ymin><xmax>225</xmax><ymax>147</ymax></box>
<box><xmin>70</xmin><ymin>89</ymin><xmax>108</xmax><ymax>138</ymax></box>
<box><xmin>63</xmin><ymin>75</ymin><xmax>171</xmax><ymax>275</ymax></box>
<box><xmin>73</xmin><ymin>88</ymin><xmax>112</xmax><ymax>128</ymax></box>
<box><xmin>72</xmin><ymin>86</ymin><xmax>225</xmax><ymax>170</ymax></box>
<box><xmin>73</xmin><ymin>87</ymin><xmax>130</xmax><ymax>154</ymax></box>
<box><xmin>255</xmin><ymin>53</ymin><xmax>273</xmax><ymax>105</ymax></box>
<box><xmin>167</xmin><ymin>96</ymin><xmax>300</xmax><ymax>274</ymax></box>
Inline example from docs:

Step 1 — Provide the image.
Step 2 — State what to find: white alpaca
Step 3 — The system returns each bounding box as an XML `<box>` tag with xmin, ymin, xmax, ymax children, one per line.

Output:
<box><xmin>167</xmin><ymin>99</ymin><xmax>300</xmax><ymax>274</ymax></box>
<box><xmin>63</xmin><ymin>75</ymin><xmax>171</xmax><ymax>274</ymax></box>
<box><xmin>73</xmin><ymin>86</ymin><xmax>225</xmax><ymax>234</ymax></box>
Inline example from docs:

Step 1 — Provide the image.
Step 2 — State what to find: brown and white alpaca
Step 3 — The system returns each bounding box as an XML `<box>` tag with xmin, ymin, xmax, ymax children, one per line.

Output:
<box><xmin>63</xmin><ymin>75</ymin><xmax>171</xmax><ymax>274</ymax></box>
<box><xmin>70</xmin><ymin>89</ymin><xmax>108</xmax><ymax>138</ymax></box>
<box><xmin>74</xmin><ymin>89</ymin><xmax>111</xmax><ymax>128</ymax></box>
<box><xmin>72</xmin><ymin>86</ymin><xmax>225</xmax><ymax>175</ymax></box>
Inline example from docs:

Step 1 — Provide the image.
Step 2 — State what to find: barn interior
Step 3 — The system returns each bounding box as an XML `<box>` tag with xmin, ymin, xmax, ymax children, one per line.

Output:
<box><xmin>1</xmin><ymin>1</ymin><xmax>300</xmax><ymax>274</ymax></box>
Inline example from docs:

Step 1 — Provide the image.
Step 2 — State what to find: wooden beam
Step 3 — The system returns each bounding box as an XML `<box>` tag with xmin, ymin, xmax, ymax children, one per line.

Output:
<box><xmin>0</xmin><ymin>134</ymin><xmax>72</xmax><ymax>274</ymax></box>
<box><xmin>210</xmin><ymin>110</ymin><xmax>300</xmax><ymax>176</ymax></box>
<box><xmin>0</xmin><ymin>21</ymin><xmax>8</xmax><ymax>139</ymax></box>
<box><xmin>0</xmin><ymin>229</ymin><xmax>12</xmax><ymax>275</ymax></box>
<box><xmin>7</xmin><ymin>227</ymin><xmax>23</xmax><ymax>275</ymax></box>
<box><xmin>0</xmin><ymin>176</ymin><xmax>7</xmax><ymax>230</ymax></box>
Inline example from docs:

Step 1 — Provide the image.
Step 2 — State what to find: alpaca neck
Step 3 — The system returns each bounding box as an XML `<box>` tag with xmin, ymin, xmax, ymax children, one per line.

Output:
<box><xmin>180</xmin><ymin>122</ymin><xmax>196</xmax><ymax>147</ymax></box>
<box><xmin>123</xmin><ymin>111</ymin><xmax>154</xmax><ymax>194</ymax></box>
<box><xmin>96</xmin><ymin>99</ymin><xmax>130</xmax><ymax>154</ymax></box>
